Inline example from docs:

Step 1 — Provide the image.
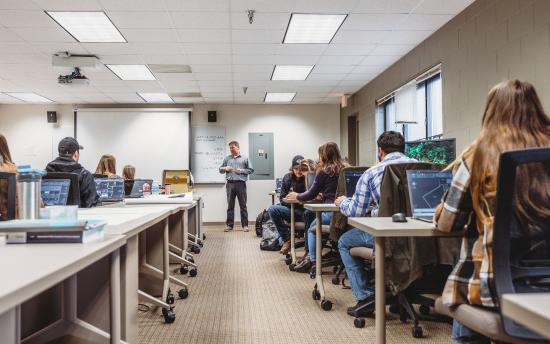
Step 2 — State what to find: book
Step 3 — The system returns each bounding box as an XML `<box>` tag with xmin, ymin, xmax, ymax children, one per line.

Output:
<box><xmin>0</xmin><ymin>220</ymin><xmax>106</xmax><ymax>244</ymax></box>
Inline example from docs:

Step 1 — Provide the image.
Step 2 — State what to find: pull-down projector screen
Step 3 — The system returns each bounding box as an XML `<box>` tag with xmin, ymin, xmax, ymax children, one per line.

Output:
<box><xmin>76</xmin><ymin>109</ymin><xmax>190</xmax><ymax>183</ymax></box>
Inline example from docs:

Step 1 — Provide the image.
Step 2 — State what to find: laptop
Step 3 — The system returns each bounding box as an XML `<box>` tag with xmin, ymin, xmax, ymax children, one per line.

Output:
<box><xmin>344</xmin><ymin>170</ymin><xmax>365</xmax><ymax>198</ymax></box>
<box><xmin>125</xmin><ymin>179</ymin><xmax>153</xmax><ymax>198</ymax></box>
<box><xmin>275</xmin><ymin>178</ymin><xmax>283</xmax><ymax>194</ymax></box>
<box><xmin>406</xmin><ymin>170</ymin><xmax>452</xmax><ymax>222</ymax></box>
<box><xmin>95</xmin><ymin>178</ymin><xmax>125</xmax><ymax>202</ymax></box>
<box><xmin>41</xmin><ymin>179</ymin><xmax>71</xmax><ymax>206</ymax></box>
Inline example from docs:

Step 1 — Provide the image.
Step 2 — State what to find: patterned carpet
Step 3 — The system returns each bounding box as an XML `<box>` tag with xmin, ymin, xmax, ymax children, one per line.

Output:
<box><xmin>137</xmin><ymin>225</ymin><xmax>453</xmax><ymax>344</ymax></box>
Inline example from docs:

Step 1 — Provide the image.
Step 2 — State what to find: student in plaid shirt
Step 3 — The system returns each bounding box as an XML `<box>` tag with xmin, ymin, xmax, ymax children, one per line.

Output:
<box><xmin>335</xmin><ymin>131</ymin><xmax>417</xmax><ymax>317</ymax></box>
<box><xmin>435</xmin><ymin>80</ymin><xmax>550</xmax><ymax>344</ymax></box>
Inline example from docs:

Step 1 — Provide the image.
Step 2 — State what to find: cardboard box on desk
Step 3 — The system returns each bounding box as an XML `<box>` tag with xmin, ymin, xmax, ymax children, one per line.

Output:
<box><xmin>163</xmin><ymin>170</ymin><xmax>191</xmax><ymax>194</ymax></box>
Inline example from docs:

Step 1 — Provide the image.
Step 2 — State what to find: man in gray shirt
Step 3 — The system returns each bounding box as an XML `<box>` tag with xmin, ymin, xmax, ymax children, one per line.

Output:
<box><xmin>219</xmin><ymin>140</ymin><xmax>254</xmax><ymax>232</ymax></box>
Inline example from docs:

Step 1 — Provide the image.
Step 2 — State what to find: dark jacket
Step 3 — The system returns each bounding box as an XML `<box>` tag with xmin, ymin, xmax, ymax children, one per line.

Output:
<box><xmin>45</xmin><ymin>157</ymin><xmax>99</xmax><ymax>208</ymax></box>
<box><xmin>297</xmin><ymin>170</ymin><xmax>338</xmax><ymax>204</ymax></box>
<box><xmin>279</xmin><ymin>172</ymin><xmax>306</xmax><ymax>208</ymax></box>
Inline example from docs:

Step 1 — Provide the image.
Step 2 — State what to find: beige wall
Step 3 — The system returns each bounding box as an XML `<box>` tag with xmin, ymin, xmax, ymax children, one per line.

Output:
<box><xmin>341</xmin><ymin>0</ymin><xmax>550</xmax><ymax>166</ymax></box>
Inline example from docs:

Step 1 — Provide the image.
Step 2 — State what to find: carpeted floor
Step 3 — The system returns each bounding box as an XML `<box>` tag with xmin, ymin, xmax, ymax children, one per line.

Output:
<box><xmin>138</xmin><ymin>225</ymin><xmax>453</xmax><ymax>344</ymax></box>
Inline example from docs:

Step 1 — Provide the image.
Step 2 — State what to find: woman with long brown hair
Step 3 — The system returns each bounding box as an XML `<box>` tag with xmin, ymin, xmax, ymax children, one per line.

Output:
<box><xmin>0</xmin><ymin>134</ymin><xmax>17</xmax><ymax>220</ymax></box>
<box><xmin>435</xmin><ymin>80</ymin><xmax>550</xmax><ymax>343</ymax></box>
<box><xmin>95</xmin><ymin>154</ymin><xmax>120</xmax><ymax>178</ymax></box>
<box><xmin>122</xmin><ymin>164</ymin><xmax>135</xmax><ymax>180</ymax></box>
<box><xmin>287</xmin><ymin>142</ymin><xmax>347</xmax><ymax>272</ymax></box>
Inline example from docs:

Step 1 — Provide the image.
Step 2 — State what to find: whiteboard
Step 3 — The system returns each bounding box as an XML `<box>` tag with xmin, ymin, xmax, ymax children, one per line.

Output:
<box><xmin>77</xmin><ymin>109</ymin><xmax>190</xmax><ymax>183</ymax></box>
<box><xmin>191</xmin><ymin>126</ymin><xmax>226</xmax><ymax>183</ymax></box>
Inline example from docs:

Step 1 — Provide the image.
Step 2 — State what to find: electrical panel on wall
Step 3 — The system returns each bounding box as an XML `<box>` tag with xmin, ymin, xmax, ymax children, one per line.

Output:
<box><xmin>248</xmin><ymin>132</ymin><xmax>274</xmax><ymax>180</ymax></box>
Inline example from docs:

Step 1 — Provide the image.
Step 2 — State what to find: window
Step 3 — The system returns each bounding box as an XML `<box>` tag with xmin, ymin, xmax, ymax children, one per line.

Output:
<box><xmin>375</xmin><ymin>72</ymin><xmax>443</xmax><ymax>143</ymax></box>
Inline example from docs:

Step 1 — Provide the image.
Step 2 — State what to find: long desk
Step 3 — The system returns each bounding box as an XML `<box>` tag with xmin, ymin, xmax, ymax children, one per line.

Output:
<box><xmin>303</xmin><ymin>203</ymin><xmax>340</xmax><ymax>311</ymax></box>
<box><xmin>502</xmin><ymin>293</ymin><xmax>550</xmax><ymax>340</ymax></box>
<box><xmin>0</xmin><ymin>235</ymin><xmax>126</xmax><ymax>344</ymax></box>
<box><xmin>348</xmin><ymin>217</ymin><xmax>463</xmax><ymax>344</ymax></box>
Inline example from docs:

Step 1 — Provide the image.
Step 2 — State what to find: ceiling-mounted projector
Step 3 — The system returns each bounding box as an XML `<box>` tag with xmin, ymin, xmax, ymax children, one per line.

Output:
<box><xmin>58</xmin><ymin>67</ymin><xmax>89</xmax><ymax>85</ymax></box>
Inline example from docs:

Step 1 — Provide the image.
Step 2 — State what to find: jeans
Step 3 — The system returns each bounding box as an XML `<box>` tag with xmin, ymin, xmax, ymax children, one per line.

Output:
<box><xmin>226</xmin><ymin>181</ymin><xmax>247</xmax><ymax>227</ymax></box>
<box><xmin>451</xmin><ymin>320</ymin><xmax>490</xmax><ymax>344</ymax></box>
<box><xmin>302</xmin><ymin>210</ymin><xmax>316</xmax><ymax>251</ymax></box>
<box><xmin>307</xmin><ymin>212</ymin><xmax>333</xmax><ymax>262</ymax></box>
<box><xmin>267</xmin><ymin>204</ymin><xmax>303</xmax><ymax>242</ymax></box>
<box><xmin>338</xmin><ymin>227</ymin><xmax>375</xmax><ymax>301</ymax></box>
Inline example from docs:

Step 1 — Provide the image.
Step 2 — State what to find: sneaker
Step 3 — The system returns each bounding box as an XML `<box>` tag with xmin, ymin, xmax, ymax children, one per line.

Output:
<box><xmin>294</xmin><ymin>257</ymin><xmax>313</xmax><ymax>273</ymax></box>
<box><xmin>280</xmin><ymin>240</ymin><xmax>291</xmax><ymax>254</ymax></box>
<box><xmin>243</xmin><ymin>226</ymin><xmax>249</xmax><ymax>232</ymax></box>
<box><xmin>224</xmin><ymin>226</ymin><xmax>233</xmax><ymax>232</ymax></box>
<box><xmin>347</xmin><ymin>294</ymin><xmax>375</xmax><ymax>317</ymax></box>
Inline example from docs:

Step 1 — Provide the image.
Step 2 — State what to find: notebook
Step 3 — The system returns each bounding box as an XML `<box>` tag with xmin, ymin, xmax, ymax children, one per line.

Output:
<box><xmin>406</xmin><ymin>170</ymin><xmax>452</xmax><ymax>222</ymax></box>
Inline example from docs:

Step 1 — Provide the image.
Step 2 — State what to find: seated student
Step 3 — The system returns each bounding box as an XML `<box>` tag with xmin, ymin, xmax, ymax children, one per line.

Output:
<box><xmin>287</xmin><ymin>142</ymin><xmax>345</xmax><ymax>273</ymax></box>
<box><xmin>122</xmin><ymin>164</ymin><xmax>135</xmax><ymax>180</ymax></box>
<box><xmin>46</xmin><ymin>137</ymin><xmax>99</xmax><ymax>208</ymax></box>
<box><xmin>0</xmin><ymin>134</ymin><xmax>17</xmax><ymax>220</ymax></box>
<box><xmin>267</xmin><ymin>155</ymin><xmax>307</xmax><ymax>254</ymax></box>
<box><xmin>435</xmin><ymin>80</ymin><xmax>550</xmax><ymax>344</ymax></box>
<box><xmin>334</xmin><ymin>131</ymin><xmax>417</xmax><ymax>316</ymax></box>
<box><xmin>95</xmin><ymin>154</ymin><xmax>121</xmax><ymax>178</ymax></box>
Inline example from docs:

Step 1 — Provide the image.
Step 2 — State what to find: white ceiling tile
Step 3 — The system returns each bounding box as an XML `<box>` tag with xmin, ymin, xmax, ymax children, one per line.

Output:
<box><xmin>301</xmin><ymin>79</ymin><xmax>340</xmax><ymax>86</ymax></box>
<box><xmin>344</xmin><ymin>73</ymin><xmax>376</xmax><ymax>81</ymax></box>
<box><xmin>232</xmin><ymin>65</ymin><xmax>273</xmax><ymax>73</ymax></box>
<box><xmin>107</xmin><ymin>11</ymin><xmax>173</xmax><ymax>29</ymax></box>
<box><xmin>332</xmin><ymin>30</ymin><xmax>390</xmax><ymax>44</ymax></box>
<box><xmin>352</xmin><ymin>65</ymin><xmax>388</xmax><ymax>74</ymax></box>
<box><xmin>119</xmin><ymin>29</ymin><xmax>179</xmax><ymax>42</ymax></box>
<box><xmin>307</xmin><ymin>73</ymin><xmax>346</xmax><ymax>81</ymax></box>
<box><xmin>0</xmin><ymin>28</ymin><xmax>25</xmax><ymax>42</ymax></box>
<box><xmin>396</xmin><ymin>14</ymin><xmax>453</xmax><ymax>31</ymax></box>
<box><xmin>34</xmin><ymin>42</ymin><xmax>91</xmax><ymax>55</ymax></box>
<box><xmin>230</xmin><ymin>12</ymin><xmax>290</xmax><ymax>30</ymax></box>
<box><xmin>413</xmin><ymin>0</ymin><xmax>474</xmax><ymax>15</ymax></box>
<box><xmin>232</xmin><ymin>30</ymin><xmax>284</xmax><ymax>43</ymax></box>
<box><xmin>232</xmin><ymin>44</ymin><xmax>279</xmax><ymax>55</ymax></box>
<box><xmin>195</xmin><ymin>73</ymin><xmax>233</xmax><ymax>81</ymax></box>
<box><xmin>293</xmin><ymin>0</ymin><xmax>357</xmax><ymax>13</ymax></box>
<box><xmin>323</xmin><ymin>44</ymin><xmax>377</xmax><ymax>55</ymax></box>
<box><xmin>353</xmin><ymin>0</ymin><xmax>421</xmax><ymax>14</ymax></box>
<box><xmin>10</xmin><ymin>27</ymin><xmax>75</xmax><ymax>42</ymax></box>
<box><xmin>142</xmin><ymin>54</ymin><xmax>188</xmax><ymax>64</ymax></box>
<box><xmin>131</xmin><ymin>43</ymin><xmax>183</xmax><ymax>55</ymax></box>
<box><xmin>180</xmin><ymin>43</ymin><xmax>231</xmax><ymax>54</ymax></box>
<box><xmin>233</xmin><ymin>72</ymin><xmax>270</xmax><ymax>81</ymax></box>
<box><xmin>82</xmin><ymin>43</ymin><xmax>139</xmax><ymax>55</ymax></box>
<box><xmin>360</xmin><ymin>55</ymin><xmax>399</xmax><ymax>66</ymax></box>
<box><xmin>384</xmin><ymin>30</ymin><xmax>432</xmax><ymax>44</ymax></box>
<box><xmin>155</xmin><ymin>73</ymin><xmax>196</xmax><ymax>81</ymax></box>
<box><xmin>370</xmin><ymin>44</ymin><xmax>415</xmax><ymax>55</ymax></box>
<box><xmin>313</xmin><ymin>65</ymin><xmax>355</xmax><ymax>74</ymax></box>
<box><xmin>317</xmin><ymin>55</ymin><xmax>364</xmax><ymax>65</ymax></box>
<box><xmin>230</xmin><ymin>0</ymin><xmax>295</xmax><ymax>13</ymax></box>
<box><xmin>0</xmin><ymin>53</ymin><xmax>50</xmax><ymax>65</ymax></box>
<box><xmin>162</xmin><ymin>82</ymin><xmax>200</xmax><ymax>92</ymax></box>
<box><xmin>99</xmin><ymin>0</ymin><xmax>166</xmax><ymax>11</ymax></box>
<box><xmin>171</xmin><ymin>12</ymin><xmax>230</xmax><ymax>29</ymax></box>
<box><xmin>0</xmin><ymin>42</ymin><xmax>39</xmax><ymax>54</ymax></box>
<box><xmin>165</xmin><ymin>0</ymin><xmax>230</xmax><ymax>11</ymax></box>
<box><xmin>198</xmin><ymin>80</ymin><xmax>233</xmax><ymax>86</ymax></box>
<box><xmin>343</xmin><ymin>14</ymin><xmax>408</xmax><ymax>30</ymax></box>
<box><xmin>34</xmin><ymin>0</ymin><xmax>103</xmax><ymax>11</ymax></box>
<box><xmin>0</xmin><ymin>0</ymin><xmax>40</xmax><ymax>10</ymax></box>
<box><xmin>177</xmin><ymin>29</ymin><xmax>231</xmax><ymax>43</ymax></box>
<box><xmin>185</xmin><ymin>54</ymin><xmax>231</xmax><ymax>65</ymax></box>
<box><xmin>0</xmin><ymin>10</ymin><xmax>58</xmax><ymax>28</ymax></box>
<box><xmin>191</xmin><ymin>65</ymin><xmax>232</xmax><ymax>73</ymax></box>
<box><xmin>278</xmin><ymin>44</ymin><xmax>328</xmax><ymax>56</ymax></box>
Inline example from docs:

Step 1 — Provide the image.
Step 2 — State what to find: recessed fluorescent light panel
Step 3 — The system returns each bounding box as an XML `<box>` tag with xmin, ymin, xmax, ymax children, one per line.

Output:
<box><xmin>137</xmin><ymin>92</ymin><xmax>174</xmax><ymax>103</ymax></box>
<box><xmin>272</xmin><ymin>65</ymin><xmax>314</xmax><ymax>81</ymax></box>
<box><xmin>46</xmin><ymin>11</ymin><xmax>126</xmax><ymax>43</ymax></box>
<box><xmin>6</xmin><ymin>93</ymin><xmax>53</xmax><ymax>103</ymax></box>
<box><xmin>283</xmin><ymin>14</ymin><xmax>347</xmax><ymax>44</ymax></box>
<box><xmin>264</xmin><ymin>92</ymin><xmax>296</xmax><ymax>103</ymax></box>
<box><xmin>106</xmin><ymin>65</ymin><xmax>156</xmax><ymax>80</ymax></box>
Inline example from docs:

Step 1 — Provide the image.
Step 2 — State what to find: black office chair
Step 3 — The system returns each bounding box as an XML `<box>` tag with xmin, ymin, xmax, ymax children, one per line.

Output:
<box><xmin>93</xmin><ymin>173</ymin><xmax>108</xmax><ymax>179</ymax></box>
<box><xmin>43</xmin><ymin>172</ymin><xmax>81</xmax><ymax>207</ymax></box>
<box><xmin>0</xmin><ymin>172</ymin><xmax>16</xmax><ymax>220</ymax></box>
<box><xmin>494</xmin><ymin>147</ymin><xmax>550</xmax><ymax>340</ymax></box>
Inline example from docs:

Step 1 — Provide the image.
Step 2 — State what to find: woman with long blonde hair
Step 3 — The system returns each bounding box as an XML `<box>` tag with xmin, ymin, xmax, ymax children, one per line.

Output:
<box><xmin>435</xmin><ymin>80</ymin><xmax>550</xmax><ymax>343</ymax></box>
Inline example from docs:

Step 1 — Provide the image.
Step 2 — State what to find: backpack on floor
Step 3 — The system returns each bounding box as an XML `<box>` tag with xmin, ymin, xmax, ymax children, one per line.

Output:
<box><xmin>255</xmin><ymin>209</ymin><xmax>270</xmax><ymax>237</ymax></box>
<box><xmin>259</xmin><ymin>219</ymin><xmax>282</xmax><ymax>251</ymax></box>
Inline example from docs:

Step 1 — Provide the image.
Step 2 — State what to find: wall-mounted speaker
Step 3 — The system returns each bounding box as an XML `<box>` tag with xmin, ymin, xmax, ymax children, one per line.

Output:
<box><xmin>47</xmin><ymin>111</ymin><xmax>57</xmax><ymax>123</ymax></box>
<box><xmin>208</xmin><ymin>111</ymin><xmax>217</xmax><ymax>122</ymax></box>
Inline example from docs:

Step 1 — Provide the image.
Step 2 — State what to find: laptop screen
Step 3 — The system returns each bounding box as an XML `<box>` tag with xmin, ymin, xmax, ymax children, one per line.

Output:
<box><xmin>41</xmin><ymin>179</ymin><xmax>71</xmax><ymax>206</ymax></box>
<box><xmin>275</xmin><ymin>178</ymin><xmax>283</xmax><ymax>193</ymax></box>
<box><xmin>407</xmin><ymin>170</ymin><xmax>452</xmax><ymax>218</ymax></box>
<box><xmin>127</xmin><ymin>179</ymin><xmax>153</xmax><ymax>197</ymax></box>
<box><xmin>95</xmin><ymin>178</ymin><xmax>125</xmax><ymax>202</ymax></box>
<box><xmin>344</xmin><ymin>171</ymin><xmax>364</xmax><ymax>198</ymax></box>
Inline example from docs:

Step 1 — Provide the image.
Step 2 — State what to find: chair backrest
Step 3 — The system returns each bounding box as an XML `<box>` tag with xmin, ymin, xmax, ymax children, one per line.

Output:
<box><xmin>0</xmin><ymin>172</ymin><xmax>16</xmax><ymax>220</ymax></box>
<box><xmin>43</xmin><ymin>172</ymin><xmax>81</xmax><ymax>207</ymax></box>
<box><xmin>93</xmin><ymin>173</ymin><xmax>107</xmax><ymax>179</ymax></box>
<box><xmin>493</xmin><ymin>148</ymin><xmax>550</xmax><ymax>340</ymax></box>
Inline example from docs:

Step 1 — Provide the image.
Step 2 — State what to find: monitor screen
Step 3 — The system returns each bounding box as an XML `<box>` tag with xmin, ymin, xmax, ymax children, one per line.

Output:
<box><xmin>344</xmin><ymin>171</ymin><xmax>364</xmax><ymax>198</ymax></box>
<box><xmin>405</xmin><ymin>138</ymin><xmax>456</xmax><ymax>165</ymax></box>
<box><xmin>41</xmin><ymin>179</ymin><xmax>71</xmax><ymax>206</ymax></box>
<box><xmin>95</xmin><ymin>178</ymin><xmax>125</xmax><ymax>201</ymax></box>
<box><xmin>407</xmin><ymin>170</ymin><xmax>452</xmax><ymax>217</ymax></box>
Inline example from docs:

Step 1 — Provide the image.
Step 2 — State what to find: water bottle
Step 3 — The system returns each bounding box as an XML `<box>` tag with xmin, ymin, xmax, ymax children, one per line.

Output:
<box><xmin>17</xmin><ymin>168</ymin><xmax>45</xmax><ymax>220</ymax></box>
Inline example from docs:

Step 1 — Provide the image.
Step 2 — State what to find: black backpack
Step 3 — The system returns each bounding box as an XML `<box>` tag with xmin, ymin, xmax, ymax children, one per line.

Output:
<box><xmin>255</xmin><ymin>209</ymin><xmax>270</xmax><ymax>237</ymax></box>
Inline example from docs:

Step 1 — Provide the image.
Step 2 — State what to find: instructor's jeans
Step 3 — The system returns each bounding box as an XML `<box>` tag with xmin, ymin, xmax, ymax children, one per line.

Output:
<box><xmin>338</xmin><ymin>227</ymin><xmax>375</xmax><ymax>301</ymax></box>
<box><xmin>226</xmin><ymin>181</ymin><xmax>248</xmax><ymax>228</ymax></box>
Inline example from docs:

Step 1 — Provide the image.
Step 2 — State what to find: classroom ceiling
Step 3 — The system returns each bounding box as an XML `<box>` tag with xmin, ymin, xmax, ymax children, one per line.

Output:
<box><xmin>0</xmin><ymin>0</ymin><xmax>474</xmax><ymax>105</ymax></box>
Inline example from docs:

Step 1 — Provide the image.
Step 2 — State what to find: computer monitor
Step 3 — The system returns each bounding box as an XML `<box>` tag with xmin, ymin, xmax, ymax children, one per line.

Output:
<box><xmin>406</xmin><ymin>170</ymin><xmax>452</xmax><ymax>221</ymax></box>
<box><xmin>405</xmin><ymin>138</ymin><xmax>456</xmax><ymax>166</ymax></box>
<box><xmin>95</xmin><ymin>178</ymin><xmax>125</xmax><ymax>202</ymax></box>
<box><xmin>344</xmin><ymin>170</ymin><xmax>365</xmax><ymax>198</ymax></box>
<box><xmin>43</xmin><ymin>172</ymin><xmax>80</xmax><ymax>206</ymax></box>
<box><xmin>41</xmin><ymin>179</ymin><xmax>71</xmax><ymax>206</ymax></box>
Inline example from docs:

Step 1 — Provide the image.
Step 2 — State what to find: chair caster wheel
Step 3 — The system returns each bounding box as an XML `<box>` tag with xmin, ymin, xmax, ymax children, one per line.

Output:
<box><xmin>331</xmin><ymin>277</ymin><xmax>340</xmax><ymax>285</ymax></box>
<box><xmin>202</xmin><ymin>233</ymin><xmax>206</xmax><ymax>240</ymax></box>
<box><xmin>162</xmin><ymin>308</ymin><xmax>175</xmax><ymax>323</ymax></box>
<box><xmin>312</xmin><ymin>289</ymin><xmax>320</xmax><ymax>300</ymax></box>
<box><xmin>354</xmin><ymin>318</ymin><xmax>366</xmax><ymax>328</ymax></box>
<box><xmin>321</xmin><ymin>300</ymin><xmax>332</xmax><ymax>311</ymax></box>
<box><xmin>412</xmin><ymin>326</ymin><xmax>423</xmax><ymax>338</ymax></box>
<box><xmin>189</xmin><ymin>268</ymin><xmax>197</xmax><ymax>277</ymax></box>
<box><xmin>166</xmin><ymin>291</ymin><xmax>175</xmax><ymax>305</ymax></box>
<box><xmin>187</xmin><ymin>256</ymin><xmax>195</xmax><ymax>263</ymax></box>
<box><xmin>192</xmin><ymin>247</ymin><xmax>200</xmax><ymax>254</ymax></box>
<box><xmin>289</xmin><ymin>264</ymin><xmax>296</xmax><ymax>271</ymax></box>
<box><xmin>178</xmin><ymin>288</ymin><xmax>189</xmax><ymax>299</ymax></box>
<box><xmin>180</xmin><ymin>266</ymin><xmax>189</xmax><ymax>274</ymax></box>
<box><xmin>309</xmin><ymin>270</ymin><xmax>316</xmax><ymax>279</ymax></box>
<box><xmin>285</xmin><ymin>257</ymin><xmax>292</xmax><ymax>265</ymax></box>
<box><xmin>285</xmin><ymin>253</ymin><xmax>290</xmax><ymax>259</ymax></box>
<box><xmin>419</xmin><ymin>305</ymin><xmax>430</xmax><ymax>315</ymax></box>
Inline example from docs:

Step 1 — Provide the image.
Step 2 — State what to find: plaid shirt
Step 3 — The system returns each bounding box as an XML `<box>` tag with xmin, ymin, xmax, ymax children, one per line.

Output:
<box><xmin>435</xmin><ymin>158</ymin><xmax>497</xmax><ymax>308</ymax></box>
<box><xmin>339</xmin><ymin>152</ymin><xmax>417</xmax><ymax>217</ymax></box>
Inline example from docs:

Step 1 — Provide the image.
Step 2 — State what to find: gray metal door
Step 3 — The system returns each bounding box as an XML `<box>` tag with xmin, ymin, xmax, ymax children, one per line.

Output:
<box><xmin>249</xmin><ymin>132</ymin><xmax>274</xmax><ymax>180</ymax></box>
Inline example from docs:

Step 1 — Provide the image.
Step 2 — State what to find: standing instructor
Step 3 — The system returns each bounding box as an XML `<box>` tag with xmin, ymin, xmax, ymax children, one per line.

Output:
<box><xmin>219</xmin><ymin>140</ymin><xmax>254</xmax><ymax>232</ymax></box>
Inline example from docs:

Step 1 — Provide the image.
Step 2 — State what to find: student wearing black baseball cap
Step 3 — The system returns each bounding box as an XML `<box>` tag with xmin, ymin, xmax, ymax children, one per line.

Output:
<box><xmin>45</xmin><ymin>137</ymin><xmax>99</xmax><ymax>207</ymax></box>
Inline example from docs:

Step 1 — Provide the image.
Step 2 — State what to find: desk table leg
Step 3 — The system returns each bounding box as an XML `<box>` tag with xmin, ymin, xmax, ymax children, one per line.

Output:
<box><xmin>110</xmin><ymin>249</ymin><xmax>121</xmax><ymax>344</ymax></box>
<box><xmin>290</xmin><ymin>203</ymin><xmax>296</xmax><ymax>265</ymax></box>
<box><xmin>314</xmin><ymin>211</ymin><xmax>330</xmax><ymax>310</ymax></box>
<box><xmin>375</xmin><ymin>237</ymin><xmax>386</xmax><ymax>344</ymax></box>
<box><xmin>162</xmin><ymin>219</ymin><xmax>170</xmax><ymax>300</ymax></box>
